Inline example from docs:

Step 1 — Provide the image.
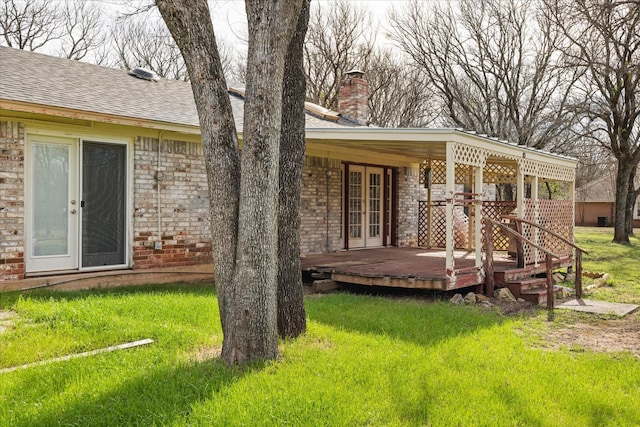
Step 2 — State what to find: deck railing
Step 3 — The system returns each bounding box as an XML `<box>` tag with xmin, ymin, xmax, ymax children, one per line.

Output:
<box><xmin>484</xmin><ymin>217</ymin><xmax>589</xmax><ymax>319</ymax></box>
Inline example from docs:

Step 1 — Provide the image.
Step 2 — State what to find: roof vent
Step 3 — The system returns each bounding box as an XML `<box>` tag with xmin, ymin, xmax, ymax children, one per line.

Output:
<box><xmin>128</xmin><ymin>67</ymin><xmax>159</xmax><ymax>82</ymax></box>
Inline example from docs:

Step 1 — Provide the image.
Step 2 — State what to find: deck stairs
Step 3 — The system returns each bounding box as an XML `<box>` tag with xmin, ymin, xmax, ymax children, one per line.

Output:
<box><xmin>493</xmin><ymin>258</ymin><xmax>571</xmax><ymax>305</ymax></box>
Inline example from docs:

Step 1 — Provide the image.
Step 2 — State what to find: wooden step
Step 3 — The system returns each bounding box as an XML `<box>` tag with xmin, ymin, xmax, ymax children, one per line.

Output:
<box><xmin>504</xmin><ymin>278</ymin><xmax>548</xmax><ymax>298</ymax></box>
<box><xmin>312</xmin><ymin>279</ymin><xmax>342</xmax><ymax>293</ymax></box>
<box><xmin>520</xmin><ymin>286</ymin><xmax>564</xmax><ymax>306</ymax></box>
<box><xmin>311</xmin><ymin>272</ymin><xmax>331</xmax><ymax>280</ymax></box>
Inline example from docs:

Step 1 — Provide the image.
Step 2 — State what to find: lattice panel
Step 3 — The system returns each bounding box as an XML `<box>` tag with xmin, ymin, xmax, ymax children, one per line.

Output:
<box><xmin>537</xmin><ymin>199</ymin><xmax>574</xmax><ymax>258</ymax></box>
<box><xmin>418</xmin><ymin>201</ymin><xmax>468</xmax><ymax>249</ymax></box>
<box><xmin>483</xmin><ymin>162</ymin><xmax>517</xmax><ymax>184</ymax></box>
<box><xmin>537</xmin><ymin>162</ymin><xmax>576</xmax><ymax>182</ymax></box>
<box><xmin>481</xmin><ymin>201</ymin><xmax>518</xmax><ymax>250</ymax></box>
<box><xmin>521</xmin><ymin>199</ymin><xmax>574</xmax><ymax>265</ymax></box>
<box><xmin>420</xmin><ymin>160</ymin><xmax>472</xmax><ymax>185</ymax></box>
<box><xmin>518</xmin><ymin>158</ymin><xmax>575</xmax><ymax>182</ymax></box>
<box><xmin>453</xmin><ymin>143</ymin><xmax>487</xmax><ymax>167</ymax></box>
<box><xmin>522</xmin><ymin>199</ymin><xmax>538</xmax><ymax>265</ymax></box>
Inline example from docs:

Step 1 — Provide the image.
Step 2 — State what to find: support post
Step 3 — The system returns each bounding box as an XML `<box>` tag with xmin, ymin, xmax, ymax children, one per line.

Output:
<box><xmin>474</xmin><ymin>165</ymin><xmax>483</xmax><ymax>269</ymax></box>
<box><xmin>575</xmin><ymin>250</ymin><xmax>583</xmax><ymax>299</ymax></box>
<box><xmin>546</xmin><ymin>253</ymin><xmax>554</xmax><ymax>321</ymax></box>
<box><xmin>484</xmin><ymin>220</ymin><xmax>495</xmax><ymax>296</ymax></box>
<box><xmin>445</xmin><ymin>142</ymin><xmax>456</xmax><ymax>282</ymax></box>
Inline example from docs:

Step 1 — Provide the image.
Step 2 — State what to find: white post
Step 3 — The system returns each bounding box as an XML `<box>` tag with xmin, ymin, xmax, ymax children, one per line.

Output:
<box><xmin>516</xmin><ymin>164</ymin><xmax>525</xmax><ymax>218</ymax></box>
<box><xmin>445</xmin><ymin>142</ymin><xmax>456</xmax><ymax>281</ymax></box>
<box><xmin>474</xmin><ymin>165</ymin><xmax>484</xmax><ymax>269</ymax></box>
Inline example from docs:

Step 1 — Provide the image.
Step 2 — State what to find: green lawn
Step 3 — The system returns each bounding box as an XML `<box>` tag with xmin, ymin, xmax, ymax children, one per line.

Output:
<box><xmin>0</xmin><ymin>228</ymin><xmax>638</xmax><ymax>426</ymax></box>
<box><xmin>573</xmin><ymin>227</ymin><xmax>640</xmax><ymax>304</ymax></box>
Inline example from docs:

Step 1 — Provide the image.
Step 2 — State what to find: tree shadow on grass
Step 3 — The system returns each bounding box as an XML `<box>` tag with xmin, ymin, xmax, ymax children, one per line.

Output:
<box><xmin>10</xmin><ymin>354</ymin><xmax>250</xmax><ymax>427</ymax></box>
<box><xmin>305</xmin><ymin>292</ymin><xmax>506</xmax><ymax>347</ymax></box>
<box><xmin>1</xmin><ymin>283</ymin><xmax>217</xmax><ymax>306</ymax></box>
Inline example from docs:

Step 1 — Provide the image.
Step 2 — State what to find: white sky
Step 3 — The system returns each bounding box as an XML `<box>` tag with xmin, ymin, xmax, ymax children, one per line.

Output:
<box><xmin>95</xmin><ymin>0</ymin><xmax>411</xmax><ymax>55</ymax></box>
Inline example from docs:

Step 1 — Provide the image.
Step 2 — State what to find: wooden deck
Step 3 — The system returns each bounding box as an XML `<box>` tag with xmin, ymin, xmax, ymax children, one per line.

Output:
<box><xmin>301</xmin><ymin>247</ymin><xmax>515</xmax><ymax>291</ymax></box>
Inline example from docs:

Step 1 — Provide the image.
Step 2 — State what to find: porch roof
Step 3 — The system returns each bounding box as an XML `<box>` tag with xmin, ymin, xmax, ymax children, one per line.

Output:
<box><xmin>304</xmin><ymin>127</ymin><xmax>577</xmax><ymax>168</ymax></box>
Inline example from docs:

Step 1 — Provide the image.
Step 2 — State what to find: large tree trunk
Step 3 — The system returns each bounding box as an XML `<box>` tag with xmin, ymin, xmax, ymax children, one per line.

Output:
<box><xmin>613</xmin><ymin>162</ymin><xmax>632</xmax><ymax>244</ymax></box>
<box><xmin>277</xmin><ymin>0</ymin><xmax>310</xmax><ymax>339</ymax></box>
<box><xmin>155</xmin><ymin>0</ymin><xmax>240</xmax><ymax>333</ymax></box>
<box><xmin>221</xmin><ymin>0</ymin><xmax>303</xmax><ymax>364</ymax></box>
<box><xmin>158</xmin><ymin>0</ymin><xmax>303</xmax><ymax>365</ymax></box>
<box><xmin>626</xmin><ymin>169</ymin><xmax>639</xmax><ymax>236</ymax></box>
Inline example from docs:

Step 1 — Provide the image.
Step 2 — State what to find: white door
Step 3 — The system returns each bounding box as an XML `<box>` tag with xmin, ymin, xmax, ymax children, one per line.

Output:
<box><xmin>348</xmin><ymin>166</ymin><xmax>384</xmax><ymax>248</ymax></box>
<box><xmin>26</xmin><ymin>136</ymin><xmax>79</xmax><ymax>272</ymax></box>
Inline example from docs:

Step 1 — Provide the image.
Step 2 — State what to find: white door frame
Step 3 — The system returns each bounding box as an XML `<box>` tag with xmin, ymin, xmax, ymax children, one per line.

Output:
<box><xmin>25</xmin><ymin>135</ymin><xmax>79</xmax><ymax>273</ymax></box>
<box><xmin>346</xmin><ymin>165</ymin><xmax>387</xmax><ymax>249</ymax></box>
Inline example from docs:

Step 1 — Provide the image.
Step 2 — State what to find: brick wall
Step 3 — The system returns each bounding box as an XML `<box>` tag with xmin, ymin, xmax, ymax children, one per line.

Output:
<box><xmin>133</xmin><ymin>137</ymin><xmax>212</xmax><ymax>269</ymax></box>
<box><xmin>397</xmin><ymin>166</ymin><xmax>426</xmax><ymax>247</ymax></box>
<box><xmin>0</xmin><ymin>121</ymin><xmax>25</xmax><ymax>280</ymax></box>
<box><xmin>300</xmin><ymin>156</ymin><xmax>343</xmax><ymax>254</ymax></box>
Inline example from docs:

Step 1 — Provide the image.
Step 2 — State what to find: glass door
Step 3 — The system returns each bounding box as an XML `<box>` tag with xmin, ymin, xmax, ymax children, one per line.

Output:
<box><xmin>81</xmin><ymin>142</ymin><xmax>127</xmax><ymax>267</ymax></box>
<box><xmin>348</xmin><ymin>166</ymin><xmax>365</xmax><ymax>248</ymax></box>
<box><xmin>26</xmin><ymin>137</ymin><xmax>79</xmax><ymax>272</ymax></box>
<box><xmin>366</xmin><ymin>167</ymin><xmax>384</xmax><ymax>247</ymax></box>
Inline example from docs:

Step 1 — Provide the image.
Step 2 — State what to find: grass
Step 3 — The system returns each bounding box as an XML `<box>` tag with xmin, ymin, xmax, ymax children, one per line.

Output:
<box><xmin>0</xmin><ymin>228</ymin><xmax>638</xmax><ymax>426</ymax></box>
<box><xmin>573</xmin><ymin>227</ymin><xmax>640</xmax><ymax>304</ymax></box>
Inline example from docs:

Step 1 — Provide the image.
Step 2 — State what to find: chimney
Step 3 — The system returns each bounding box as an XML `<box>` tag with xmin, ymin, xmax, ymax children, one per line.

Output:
<box><xmin>338</xmin><ymin>69</ymin><xmax>368</xmax><ymax>126</ymax></box>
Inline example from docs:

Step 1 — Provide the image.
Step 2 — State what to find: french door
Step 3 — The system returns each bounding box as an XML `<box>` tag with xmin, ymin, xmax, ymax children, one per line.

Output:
<box><xmin>26</xmin><ymin>136</ymin><xmax>127</xmax><ymax>273</ymax></box>
<box><xmin>347</xmin><ymin>165</ymin><xmax>389</xmax><ymax>248</ymax></box>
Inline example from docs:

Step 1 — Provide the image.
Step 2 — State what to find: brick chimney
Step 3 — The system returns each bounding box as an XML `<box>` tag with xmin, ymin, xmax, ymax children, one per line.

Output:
<box><xmin>338</xmin><ymin>69</ymin><xmax>368</xmax><ymax>126</ymax></box>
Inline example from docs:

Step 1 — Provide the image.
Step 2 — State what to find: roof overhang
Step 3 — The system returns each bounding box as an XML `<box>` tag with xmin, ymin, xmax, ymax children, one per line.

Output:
<box><xmin>305</xmin><ymin>127</ymin><xmax>578</xmax><ymax>168</ymax></box>
<box><xmin>0</xmin><ymin>99</ymin><xmax>201</xmax><ymax>135</ymax></box>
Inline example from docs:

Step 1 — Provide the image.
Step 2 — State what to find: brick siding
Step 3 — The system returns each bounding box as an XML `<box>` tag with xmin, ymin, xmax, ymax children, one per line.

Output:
<box><xmin>132</xmin><ymin>137</ymin><xmax>212</xmax><ymax>269</ymax></box>
<box><xmin>0</xmin><ymin>121</ymin><xmax>25</xmax><ymax>280</ymax></box>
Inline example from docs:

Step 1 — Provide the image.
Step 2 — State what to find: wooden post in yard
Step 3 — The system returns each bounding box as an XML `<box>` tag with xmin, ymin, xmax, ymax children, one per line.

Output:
<box><xmin>575</xmin><ymin>250</ymin><xmax>582</xmax><ymax>299</ymax></box>
<box><xmin>484</xmin><ymin>220</ymin><xmax>495</xmax><ymax>297</ymax></box>
<box><xmin>546</xmin><ymin>253</ymin><xmax>554</xmax><ymax>321</ymax></box>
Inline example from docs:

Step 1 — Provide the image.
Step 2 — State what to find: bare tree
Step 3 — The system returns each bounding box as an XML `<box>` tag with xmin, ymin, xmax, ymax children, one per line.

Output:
<box><xmin>304</xmin><ymin>0</ymin><xmax>375</xmax><ymax>110</ymax></box>
<box><xmin>156</xmin><ymin>0</ymin><xmax>303</xmax><ymax>365</ymax></box>
<box><xmin>0</xmin><ymin>0</ymin><xmax>60</xmax><ymax>50</ymax></box>
<box><xmin>390</xmin><ymin>0</ymin><xmax>579</xmax><ymax>150</ymax></box>
<box><xmin>366</xmin><ymin>49</ymin><xmax>437</xmax><ymax>128</ymax></box>
<box><xmin>549</xmin><ymin>0</ymin><xmax>640</xmax><ymax>243</ymax></box>
<box><xmin>58</xmin><ymin>0</ymin><xmax>105</xmax><ymax>60</ymax></box>
<box><xmin>0</xmin><ymin>0</ymin><xmax>104</xmax><ymax>61</ymax></box>
<box><xmin>112</xmin><ymin>18</ymin><xmax>189</xmax><ymax>80</ymax></box>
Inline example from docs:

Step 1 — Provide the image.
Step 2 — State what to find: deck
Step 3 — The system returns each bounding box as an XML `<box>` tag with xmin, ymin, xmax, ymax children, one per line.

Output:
<box><xmin>301</xmin><ymin>247</ymin><xmax>515</xmax><ymax>291</ymax></box>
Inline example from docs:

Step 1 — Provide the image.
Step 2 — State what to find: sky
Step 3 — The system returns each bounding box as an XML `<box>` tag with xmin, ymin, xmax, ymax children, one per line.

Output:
<box><xmin>96</xmin><ymin>0</ymin><xmax>408</xmax><ymax>55</ymax></box>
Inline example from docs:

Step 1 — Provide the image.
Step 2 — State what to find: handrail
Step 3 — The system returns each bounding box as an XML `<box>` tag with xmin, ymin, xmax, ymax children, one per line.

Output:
<box><xmin>501</xmin><ymin>215</ymin><xmax>587</xmax><ymax>298</ymax></box>
<box><xmin>483</xmin><ymin>217</ymin><xmax>558</xmax><ymax>320</ymax></box>
<box><xmin>501</xmin><ymin>215</ymin><xmax>589</xmax><ymax>255</ymax></box>
<box><xmin>484</xmin><ymin>218</ymin><xmax>560</xmax><ymax>259</ymax></box>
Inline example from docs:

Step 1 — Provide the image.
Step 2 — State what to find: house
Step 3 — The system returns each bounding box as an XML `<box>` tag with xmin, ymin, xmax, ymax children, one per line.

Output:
<box><xmin>0</xmin><ymin>47</ymin><xmax>578</xmax><ymax>296</ymax></box>
<box><xmin>575</xmin><ymin>174</ymin><xmax>640</xmax><ymax>228</ymax></box>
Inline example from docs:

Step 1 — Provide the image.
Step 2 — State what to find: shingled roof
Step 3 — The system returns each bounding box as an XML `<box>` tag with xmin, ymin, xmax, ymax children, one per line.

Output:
<box><xmin>0</xmin><ymin>46</ymin><xmax>355</xmax><ymax>132</ymax></box>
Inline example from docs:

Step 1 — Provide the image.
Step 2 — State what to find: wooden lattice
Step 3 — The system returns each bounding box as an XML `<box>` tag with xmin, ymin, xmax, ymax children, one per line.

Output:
<box><xmin>453</xmin><ymin>143</ymin><xmax>487</xmax><ymax>167</ymax></box>
<box><xmin>420</xmin><ymin>161</ymin><xmax>474</xmax><ymax>185</ymax></box>
<box><xmin>483</xmin><ymin>163</ymin><xmax>517</xmax><ymax>184</ymax></box>
<box><xmin>521</xmin><ymin>199</ymin><xmax>574</xmax><ymax>264</ymax></box>
<box><xmin>418</xmin><ymin>201</ymin><xmax>468</xmax><ymax>249</ymax></box>
<box><xmin>481</xmin><ymin>201</ymin><xmax>517</xmax><ymax>250</ymax></box>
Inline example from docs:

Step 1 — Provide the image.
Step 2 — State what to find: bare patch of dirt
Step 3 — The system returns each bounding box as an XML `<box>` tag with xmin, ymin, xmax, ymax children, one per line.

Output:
<box><xmin>543</xmin><ymin>312</ymin><xmax>640</xmax><ymax>357</ymax></box>
<box><xmin>191</xmin><ymin>345</ymin><xmax>222</xmax><ymax>362</ymax></box>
